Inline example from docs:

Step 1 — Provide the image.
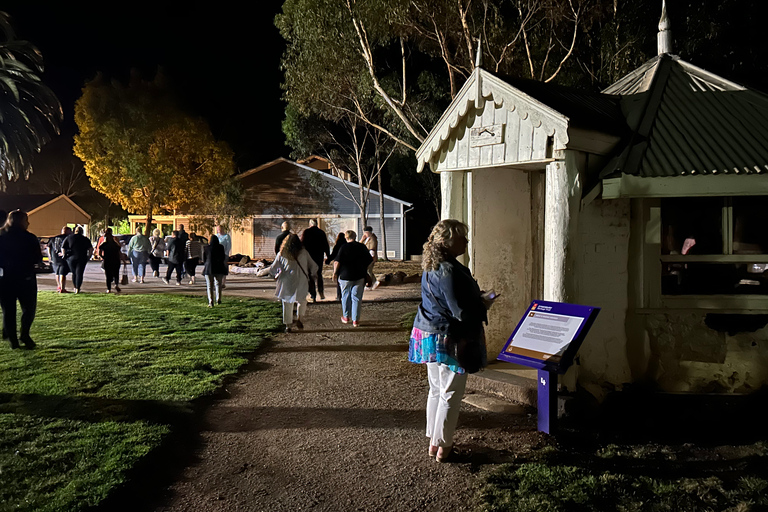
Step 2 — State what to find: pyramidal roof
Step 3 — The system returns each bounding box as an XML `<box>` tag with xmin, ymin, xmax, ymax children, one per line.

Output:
<box><xmin>601</xmin><ymin>53</ymin><xmax>768</xmax><ymax>178</ymax></box>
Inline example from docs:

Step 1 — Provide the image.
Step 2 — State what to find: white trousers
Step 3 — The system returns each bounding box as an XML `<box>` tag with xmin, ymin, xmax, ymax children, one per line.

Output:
<box><xmin>426</xmin><ymin>362</ymin><xmax>467</xmax><ymax>448</ymax></box>
<box><xmin>282</xmin><ymin>299</ymin><xmax>307</xmax><ymax>325</ymax></box>
<box><xmin>205</xmin><ymin>274</ymin><xmax>224</xmax><ymax>305</ymax></box>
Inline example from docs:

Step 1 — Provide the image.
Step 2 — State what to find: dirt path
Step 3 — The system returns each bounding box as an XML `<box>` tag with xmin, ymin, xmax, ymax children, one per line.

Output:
<box><xmin>151</xmin><ymin>296</ymin><xmax>539</xmax><ymax>512</ymax></box>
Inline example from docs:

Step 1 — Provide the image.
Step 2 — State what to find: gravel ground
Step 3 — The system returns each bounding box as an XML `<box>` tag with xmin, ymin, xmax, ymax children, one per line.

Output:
<box><xmin>148</xmin><ymin>296</ymin><xmax>540</xmax><ymax>512</ymax></box>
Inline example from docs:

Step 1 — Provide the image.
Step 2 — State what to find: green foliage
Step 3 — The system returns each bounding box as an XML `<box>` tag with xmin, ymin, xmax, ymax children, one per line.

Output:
<box><xmin>73</xmin><ymin>71</ymin><xmax>241</xmax><ymax>227</ymax></box>
<box><xmin>0</xmin><ymin>13</ymin><xmax>62</xmax><ymax>188</ymax></box>
<box><xmin>0</xmin><ymin>415</ymin><xmax>168</xmax><ymax>512</ymax></box>
<box><xmin>115</xmin><ymin>219</ymin><xmax>131</xmax><ymax>235</ymax></box>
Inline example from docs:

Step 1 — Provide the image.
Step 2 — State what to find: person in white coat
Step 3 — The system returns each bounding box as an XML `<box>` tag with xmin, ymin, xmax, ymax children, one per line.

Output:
<box><xmin>269</xmin><ymin>233</ymin><xmax>317</xmax><ymax>332</ymax></box>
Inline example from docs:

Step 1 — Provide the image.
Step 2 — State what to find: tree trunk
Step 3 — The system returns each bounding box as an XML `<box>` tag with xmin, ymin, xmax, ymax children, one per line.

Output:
<box><xmin>358</xmin><ymin>182</ymin><xmax>368</xmax><ymax>233</ymax></box>
<box><xmin>145</xmin><ymin>198</ymin><xmax>153</xmax><ymax>237</ymax></box>
<box><xmin>377</xmin><ymin>171</ymin><xmax>388</xmax><ymax>261</ymax></box>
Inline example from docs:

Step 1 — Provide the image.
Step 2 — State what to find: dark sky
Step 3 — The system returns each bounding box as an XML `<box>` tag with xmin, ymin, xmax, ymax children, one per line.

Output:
<box><xmin>4</xmin><ymin>1</ymin><xmax>288</xmax><ymax>176</ymax></box>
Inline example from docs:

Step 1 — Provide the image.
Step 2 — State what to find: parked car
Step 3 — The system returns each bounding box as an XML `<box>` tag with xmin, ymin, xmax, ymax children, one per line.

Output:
<box><xmin>36</xmin><ymin>237</ymin><xmax>53</xmax><ymax>273</ymax></box>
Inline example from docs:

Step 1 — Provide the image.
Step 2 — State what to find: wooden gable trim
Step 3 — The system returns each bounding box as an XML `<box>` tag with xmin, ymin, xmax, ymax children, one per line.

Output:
<box><xmin>28</xmin><ymin>194</ymin><xmax>91</xmax><ymax>220</ymax></box>
<box><xmin>416</xmin><ymin>68</ymin><xmax>572</xmax><ymax>173</ymax></box>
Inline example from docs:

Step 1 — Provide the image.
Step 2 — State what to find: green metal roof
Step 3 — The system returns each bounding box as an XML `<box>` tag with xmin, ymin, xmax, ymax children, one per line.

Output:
<box><xmin>600</xmin><ymin>54</ymin><xmax>768</xmax><ymax>179</ymax></box>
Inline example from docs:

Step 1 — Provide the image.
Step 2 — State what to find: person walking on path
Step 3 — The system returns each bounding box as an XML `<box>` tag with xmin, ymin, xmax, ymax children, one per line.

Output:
<box><xmin>149</xmin><ymin>228</ymin><xmax>166</xmax><ymax>278</ymax></box>
<box><xmin>215</xmin><ymin>225</ymin><xmax>231</xmax><ymax>288</ymax></box>
<box><xmin>269</xmin><ymin>234</ymin><xmax>317</xmax><ymax>333</ymax></box>
<box><xmin>48</xmin><ymin>226</ymin><xmax>72</xmax><ymax>293</ymax></box>
<box><xmin>360</xmin><ymin>226</ymin><xmax>379</xmax><ymax>289</ymax></box>
<box><xmin>203</xmin><ymin>235</ymin><xmax>228</xmax><ymax>307</ymax></box>
<box><xmin>163</xmin><ymin>231</ymin><xmax>186</xmax><ymax>285</ymax></box>
<box><xmin>300</xmin><ymin>219</ymin><xmax>330</xmax><ymax>302</ymax></box>
<box><xmin>177</xmin><ymin>224</ymin><xmax>189</xmax><ymax>245</ymax></box>
<box><xmin>326</xmin><ymin>231</ymin><xmax>347</xmax><ymax>300</ymax></box>
<box><xmin>274</xmin><ymin>221</ymin><xmax>291</xmax><ymax>255</ymax></box>
<box><xmin>0</xmin><ymin>210</ymin><xmax>43</xmax><ymax>349</ymax></box>
<box><xmin>332</xmin><ymin>230</ymin><xmax>372</xmax><ymax>327</ymax></box>
<box><xmin>128</xmin><ymin>227</ymin><xmax>151</xmax><ymax>283</ymax></box>
<box><xmin>408</xmin><ymin>219</ymin><xmax>497</xmax><ymax>463</ymax></box>
<box><xmin>62</xmin><ymin>226</ymin><xmax>92</xmax><ymax>294</ymax></box>
<box><xmin>99</xmin><ymin>228</ymin><xmax>122</xmax><ymax>293</ymax></box>
<box><xmin>185</xmin><ymin>233</ymin><xmax>204</xmax><ymax>285</ymax></box>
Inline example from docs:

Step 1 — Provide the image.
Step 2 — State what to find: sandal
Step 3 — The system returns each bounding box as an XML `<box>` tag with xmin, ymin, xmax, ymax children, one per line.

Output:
<box><xmin>428</xmin><ymin>445</ymin><xmax>439</xmax><ymax>457</ymax></box>
<box><xmin>436</xmin><ymin>446</ymin><xmax>452</xmax><ymax>463</ymax></box>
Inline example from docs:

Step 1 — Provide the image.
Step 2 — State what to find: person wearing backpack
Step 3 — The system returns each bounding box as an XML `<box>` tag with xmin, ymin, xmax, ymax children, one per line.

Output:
<box><xmin>47</xmin><ymin>226</ymin><xmax>72</xmax><ymax>293</ymax></box>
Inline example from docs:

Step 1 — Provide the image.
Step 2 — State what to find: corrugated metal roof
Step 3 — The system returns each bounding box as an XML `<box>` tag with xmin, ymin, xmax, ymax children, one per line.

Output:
<box><xmin>601</xmin><ymin>54</ymin><xmax>768</xmax><ymax>178</ymax></box>
<box><xmin>498</xmin><ymin>74</ymin><xmax>626</xmax><ymax>133</ymax></box>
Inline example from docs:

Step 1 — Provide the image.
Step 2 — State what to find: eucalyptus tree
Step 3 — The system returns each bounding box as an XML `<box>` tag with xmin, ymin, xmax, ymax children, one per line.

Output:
<box><xmin>0</xmin><ymin>12</ymin><xmax>61</xmax><ymax>189</ymax></box>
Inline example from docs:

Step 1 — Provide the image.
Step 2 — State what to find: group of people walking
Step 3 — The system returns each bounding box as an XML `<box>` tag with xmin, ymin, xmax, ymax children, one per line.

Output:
<box><xmin>3</xmin><ymin>209</ymin><xmax>496</xmax><ymax>466</ymax></box>
<box><xmin>269</xmin><ymin>220</ymin><xmax>376</xmax><ymax>332</ymax></box>
<box><xmin>47</xmin><ymin>223</ymin><xmax>233</xmax><ymax>309</ymax></box>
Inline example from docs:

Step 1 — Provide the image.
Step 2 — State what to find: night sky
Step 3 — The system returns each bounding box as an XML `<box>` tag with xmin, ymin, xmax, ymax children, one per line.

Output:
<box><xmin>4</xmin><ymin>1</ymin><xmax>288</xmax><ymax>179</ymax></box>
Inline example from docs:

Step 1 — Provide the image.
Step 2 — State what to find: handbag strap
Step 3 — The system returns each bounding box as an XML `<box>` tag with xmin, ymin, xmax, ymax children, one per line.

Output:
<box><xmin>295</xmin><ymin>256</ymin><xmax>310</xmax><ymax>281</ymax></box>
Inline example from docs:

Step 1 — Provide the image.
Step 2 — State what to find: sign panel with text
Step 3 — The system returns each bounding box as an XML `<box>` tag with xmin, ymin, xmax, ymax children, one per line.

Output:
<box><xmin>497</xmin><ymin>300</ymin><xmax>600</xmax><ymax>373</ymax></box>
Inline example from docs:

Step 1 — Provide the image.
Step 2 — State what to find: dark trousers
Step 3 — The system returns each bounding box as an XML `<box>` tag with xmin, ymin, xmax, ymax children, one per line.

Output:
<box><xmin>0</xmin><ymin>277</ymin><xmax>37</xmax><ymax>342</ymax></box>
<box><xmin>166</xmin><ymin>262</ymin><xmax>184</xmax><ymax>282</ymax></box>
<box><xmin>68</xmin><ymin>258</ymin><xmax>88</xmax><ymax>289</ymax></box>
<box><xmin>307</xmin><ymin>259</ymin><xmax>324</xmax><ymax>299</ymax></box>
<box><xmin>184</xmin><ymin>257</ymin><xmax>199</xmax><ymax>277</ymax></box>
<box><xmin>105</xmin><ymin>263</ymin><xmax>120</xmax><ymax>290</ymax></box>
<box><xmin>148</xmin><ymin>255</ymin><xmax>162</xmax><ymax>273</ymax></box>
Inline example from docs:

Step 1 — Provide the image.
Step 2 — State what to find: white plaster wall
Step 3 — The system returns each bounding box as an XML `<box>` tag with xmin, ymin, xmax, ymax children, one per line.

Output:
<box><xmin>567</xmin><ymin>198</ymin><xmax>633</xmax><ymax>398</ymax></box>
<box><xmin>644</xmin><ymin>313</ymin><xmax>768</xmax><ymax>393</ymax></box>
<box><xmin>471</xmin><ymin>168</ymin><xmax>533</xmax><ymax>358</ymax></box>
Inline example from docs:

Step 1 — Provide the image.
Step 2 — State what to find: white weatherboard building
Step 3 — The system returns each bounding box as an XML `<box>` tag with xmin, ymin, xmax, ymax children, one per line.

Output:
<box><xmin>416</xmin><ymin>4</ymin><xmax>768</xmax><ymax>400</ymax></box>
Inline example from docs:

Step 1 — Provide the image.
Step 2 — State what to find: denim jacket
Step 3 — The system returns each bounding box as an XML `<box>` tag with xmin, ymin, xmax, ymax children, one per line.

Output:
<box><xmin>412</xmin><ymin>258</ymin><xmax>487</xmax><ymax>335</ymax></box>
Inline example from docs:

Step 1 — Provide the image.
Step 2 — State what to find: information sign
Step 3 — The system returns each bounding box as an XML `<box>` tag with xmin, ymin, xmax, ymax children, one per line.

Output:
<box><xmin>497</xmin><ymin>300</ymin><xmax>600</xmax><ymax>434</ymax></box>
<box><xmin>497</xmin><ymin>300</ymin><xmax>599</xmax><ymax>371</ymax></box>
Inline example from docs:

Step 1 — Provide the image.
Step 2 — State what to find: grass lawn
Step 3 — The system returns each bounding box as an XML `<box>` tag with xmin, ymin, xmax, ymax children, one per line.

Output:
<box><xmin>0</xmin><ymin>292</ymin><xmax>281</xmax><ymax>512</ymax></box>
<box><xmin>479</xmin><ymin>442</ymin><xmax>768</xmax><ymax>512</ymax></box>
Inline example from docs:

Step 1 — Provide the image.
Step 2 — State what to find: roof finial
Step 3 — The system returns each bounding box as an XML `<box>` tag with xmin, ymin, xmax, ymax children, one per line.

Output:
<box><xmin>475</xmin><ymin>37</ymin><xmax>482</xmax><ymax>68</ymax></box>
<box><xmin>657</xmin><ymin>0</ymin><xmax>673</xmax><ymax>55</ymax></box>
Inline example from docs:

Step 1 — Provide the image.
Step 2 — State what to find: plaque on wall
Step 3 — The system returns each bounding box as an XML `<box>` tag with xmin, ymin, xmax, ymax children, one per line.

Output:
<box><xmin>470</xmin><ymin>124</ymin><xmax>504</xmax><ymax>147</ymax></box>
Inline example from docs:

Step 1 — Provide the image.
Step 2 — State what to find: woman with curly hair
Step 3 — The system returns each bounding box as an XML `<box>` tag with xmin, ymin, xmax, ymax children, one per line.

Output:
<box><xmin>269</xmin><ymin>234</ymin><xmax>317</xmax><ymax>332</ymax></box>
<box><xmin>409</xmin><ymin>219</ymin><xmax>498</xmax><ymax>462</ymax></box>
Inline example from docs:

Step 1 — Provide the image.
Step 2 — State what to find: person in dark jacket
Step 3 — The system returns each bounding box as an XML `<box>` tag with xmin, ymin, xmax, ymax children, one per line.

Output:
<box><xmin>163</xmin><ymin>230</ymin><xmax>186</xmax><ymax>285</ymax></box>
<box><xmin>203</xmin><ymin>235</ymin><xmax>228</xmax><ymax>307</ymax></box>
<box><xmin>274</xmin><ymin>221</ymin><xmax>291</xmax><ymax>255</ymax></box>
<box><xmin>0</xmin><ymin>210</ymin><xmax>43</xmax><ymax>349</ymax></box>
<box><xmin>98</xmin><ymin>228</ymin><xmax>122</xmax><ymax>293</ymax></box>
<box><xmin>408</xmin><ymin>219</ymin><xmax>498</xmax><ymax>463</ymax></box>
<box><xmin>48</xmin><ymin>226</ymin><xmax>72</xmax><ymax>293</ymax></box>
<box><xmin>326</xmin><ymin>231</ymin><xmax>347</xmax><ymax>300</ymax></box>
<box><xmin>62</xmin><ymin>226</ymin><xmax>92</xmax><ymax>294</ymax></box>
<box><xmin>300</xmin><ymin>219</ymin><xmax>330</xmax><ymax>302</ymax></box>
<box><xmin>332</xmin><ymin>230</ymin><xmax>373</xmax><ymax>327</ymax></box>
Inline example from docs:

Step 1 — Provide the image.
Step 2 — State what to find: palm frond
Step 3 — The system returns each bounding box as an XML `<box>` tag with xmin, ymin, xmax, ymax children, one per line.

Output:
<box><xmin>0</xmin><ymin>12</ymin><xmax>61</xmax><ymax>188</ymax></box>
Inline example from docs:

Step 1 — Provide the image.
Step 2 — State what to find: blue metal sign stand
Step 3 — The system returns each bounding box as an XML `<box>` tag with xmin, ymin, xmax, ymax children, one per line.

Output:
<box><xmin>497</xmin><ymin>300</ymin><xmax>600</xmax><ymax>434</ymax></box>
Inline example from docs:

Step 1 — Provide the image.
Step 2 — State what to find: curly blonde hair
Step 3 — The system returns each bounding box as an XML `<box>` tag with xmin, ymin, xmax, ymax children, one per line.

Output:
<box><xmin>421</xmin><ymin>219</ymin><xmax>468</xmax><ymax>271</ymax></box>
